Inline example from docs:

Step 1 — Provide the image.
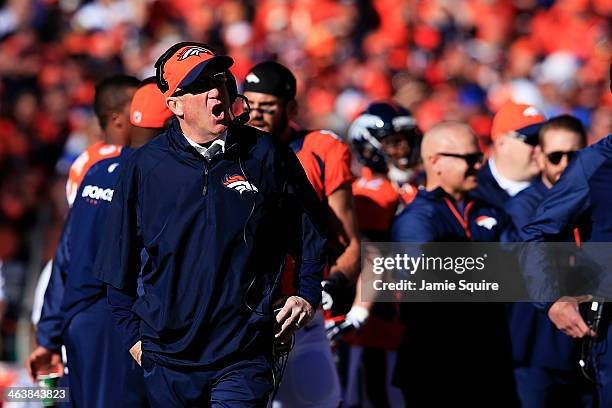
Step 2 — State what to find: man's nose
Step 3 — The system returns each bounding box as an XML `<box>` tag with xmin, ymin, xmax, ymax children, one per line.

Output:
<box><xmin>208</xmin><ymin>86</ymin><xmax>221</xmax><ymax>98</ymax></box>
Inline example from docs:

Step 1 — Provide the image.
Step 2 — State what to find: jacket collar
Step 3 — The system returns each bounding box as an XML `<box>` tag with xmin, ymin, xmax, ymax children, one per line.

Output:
<box><xmin>166</xmin><ymin>117</ymin><xmax>243</xmax><ymax>164</ymax></box>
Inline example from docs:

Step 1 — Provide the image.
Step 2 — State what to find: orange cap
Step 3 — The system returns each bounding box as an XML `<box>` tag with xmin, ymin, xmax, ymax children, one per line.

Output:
<box><xmin>158</xmin><ymin>44</ymin><xmax>233</xmax><ymax>97</ymax></box>
<box><xmin>491</xmin><ymin>101</ymin><xmax>545</xmax><ymax>142</ymax></box>
<box><xmin>130</xmin><ymin>82</ymin><xmax>173</xmax><ymax>128</ymax></box>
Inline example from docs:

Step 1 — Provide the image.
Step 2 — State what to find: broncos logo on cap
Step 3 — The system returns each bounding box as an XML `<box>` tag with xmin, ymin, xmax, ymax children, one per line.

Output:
<box><xmin>177</xmin><ymin>46</ymin><xmax>213</xmax><ymax>61</ymax></box>
<box><xmin>245</xmin><ymin>73</ymin><xmax>260</xmax><ymax>83</ymax></box>
<box><xmin>476</xmin><ymin>215</ymin><xmax>498</xmax><ymax>230</ymax></box>
<box><xmin>223</xmin><ymin>174</ymin><xmax>258</xmax><ymax>194</ymax></box>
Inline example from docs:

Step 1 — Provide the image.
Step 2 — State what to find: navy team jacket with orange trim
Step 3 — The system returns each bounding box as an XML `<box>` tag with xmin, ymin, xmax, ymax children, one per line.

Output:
<box><xmin>521</xmin><ymin>135</ymin><xmax>612</xmax><ymax>301</ymax></box>
<box><xmin>93</xmin><ymin>119</ymin><xmax>326</xmax><ymax>369</ymax></box>
<box><xmin>37</xmin><ymin>149</ymin><xmax>132</xmax><ymax>351</ymax></box>
<box><xmin>390</xmin><ymin>187</ymin><xmax>518</xmax><ymax>403</ymax></box>
<box><xmin>392</xmin><ymin>187</ymin><xmax>506</xmax><ymax>243</ymax></box>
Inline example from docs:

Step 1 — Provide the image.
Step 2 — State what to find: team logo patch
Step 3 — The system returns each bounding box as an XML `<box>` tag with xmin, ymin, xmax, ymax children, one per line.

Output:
<box><xmin>476</xmin><ymin>216</ymin><xmax>498</xmax><ymax>230</ymax></box>
<box><xmin>222</xmin><ymin>174</ymin><xmax>258</xmax><ymax>194</ymax></box>
<box><xmin>177</xmin><ymin>46</ymin><xmax>213</xmax><ymax>61</ymax></box>
<box><xmin>523</xmin><ymin>106</ymin><xmax>541</xmax><ymax>117</ymax></box>
<box><xmin>245</xmin><ymin>73</ymin><xmax>260</xmax><ymax>83</ymax></box>
<box><xmin>133</xmin><ymin>110</ymin><xmax>142</xmax><ymax>124</ymax></box>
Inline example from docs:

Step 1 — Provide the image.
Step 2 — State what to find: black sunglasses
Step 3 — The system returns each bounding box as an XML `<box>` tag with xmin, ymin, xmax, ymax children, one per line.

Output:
<box><xmin>172</xmin><ymin>72</ymin><xmax>227</xmax><ymax>97</ymax></box>
<box><xmin>437</xmin><ymin>152</ymin><xmax>484</xmax><ymax>167</ymax></box>
<box><xmin>546</xmin><ymin>150</ymin><xmax>577</xmax><ymax>165</ymax></box>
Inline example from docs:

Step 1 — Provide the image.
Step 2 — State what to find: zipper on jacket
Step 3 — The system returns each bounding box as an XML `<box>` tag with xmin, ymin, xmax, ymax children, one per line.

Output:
<box><xmin>202</xmin><ymin>165</ymin><xmax>209</xmax><ymax>196</ymax></box>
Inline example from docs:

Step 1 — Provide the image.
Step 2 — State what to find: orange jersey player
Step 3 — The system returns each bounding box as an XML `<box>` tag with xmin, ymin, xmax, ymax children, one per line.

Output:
<box><xmin>359</xmin><ymin>101</ymin><xmax>424</xmax><ymax>207</ymax></box>
<box><xmin>244</xmin><ymin>61</ymin><xmax>360</xmax><ymax>408</ymax></box>
<box><xmin>328</xmin><ymin>102</ymin><xmax>423</xmax><ymax>407</ymax></box>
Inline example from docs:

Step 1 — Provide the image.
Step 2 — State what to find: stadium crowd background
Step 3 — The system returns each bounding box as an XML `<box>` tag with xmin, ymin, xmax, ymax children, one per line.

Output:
<box><xmin>0</xmin><ymin>0</ymin><xmax>610</xmax><ymax>376</ymax></box>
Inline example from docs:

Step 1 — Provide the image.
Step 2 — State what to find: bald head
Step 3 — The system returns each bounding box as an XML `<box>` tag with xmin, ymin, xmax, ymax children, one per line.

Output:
<box><xmin>421</xmin><ymin>121</ymin><xmax>482</xmax><ymax>200</ymax></box>
<box><xmin>421</xmin><ymin>122</ymin><xmax>477</xmax><ymax>160</ymax></box>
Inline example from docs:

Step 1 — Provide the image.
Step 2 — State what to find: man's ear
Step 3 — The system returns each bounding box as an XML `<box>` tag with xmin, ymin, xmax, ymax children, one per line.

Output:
<box><xmin>109</xmin><ymin>111</ymin><xmax>130</xmax><ymax>131</ymax></box>
<box><xmin>427</xmin><ymin>154</ymin><xmax>442</xmax><ymax>174</ymax></box>
<box><xmin>534</xmin><ymin>145</ymin><xmax>546</xmax><ymax>171</ymax></box>
<box><xmin>166</xmin><ymin>97</ymin><xmax>184</xmax><ymax>118</ymax></box>
<box><xmin>286</xmin><ymin>99</ymin><xmax>298</xmax><ymax>120</ymax></box>
<box><xmin>493</xmin><ymin>134</ymin><xmax>506</xmax><ymax>152</ymax></box>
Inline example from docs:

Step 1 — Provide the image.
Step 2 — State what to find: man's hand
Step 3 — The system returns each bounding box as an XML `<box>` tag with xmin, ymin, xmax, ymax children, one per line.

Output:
<box><xmin>275</xmin><ymin>296</ymin><xmax>314</xmax><ymax>342</ymax></box>
<box><xmin>548</xmin><ymin>295</ymin><xmax>596</xmax><ymax>338</ymax></box>
<box><xmin>130</xmin><ymin>340</ymin><xmax>142</xmax><ymax>366</ymax></box>
<box><xmin>26</xmin><ymin>346</ymin><xmax>63</xmax><ymax>382</ymax></box>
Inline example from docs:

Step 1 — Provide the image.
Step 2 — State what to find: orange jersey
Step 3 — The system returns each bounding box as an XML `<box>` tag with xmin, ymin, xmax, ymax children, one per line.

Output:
<box><xmin>350</xmin><ymin>168</ymin><xmax>405</xmax><ymax>350</ymax></box>
<box><xmin>281</xmin><ymin>129</ymin><xmax>354</xmax><ymax>298</ymax></box>
<box><xmin>352</xmin><ymin>167</ymin><xmax>399</xmax><ymax>234</ymax></box>
<box><xmin>397</xmin><ymin>182</ymin><xmax>418</xmax><ymax>206</ymax></box>
<box><xmin>290</xmin><ymin>129</ymin><xmax>354</xmax><ymax>200</ymax></box>
<box><xmin>66</xmin><ymin>142</ymin><xmax>122</xmax><ymax>207</ymax></box>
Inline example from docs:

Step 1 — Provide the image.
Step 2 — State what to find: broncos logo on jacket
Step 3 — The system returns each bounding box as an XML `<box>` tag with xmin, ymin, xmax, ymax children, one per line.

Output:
<box><xmin>222</xmin><ymin>174</ymin><xmax>258</xmax><ymax>194</ymax></box>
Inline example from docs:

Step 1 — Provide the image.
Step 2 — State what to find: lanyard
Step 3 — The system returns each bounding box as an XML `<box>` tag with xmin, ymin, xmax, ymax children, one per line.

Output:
<box><xmin>573</xmin><ymin>227</ymin><xmax>581</xmax><ymax>247</ymax></box>
<box><xmin>443</xmin><ymin>197</ymin><xmax>475</xmax><ymax>240</ymax></box>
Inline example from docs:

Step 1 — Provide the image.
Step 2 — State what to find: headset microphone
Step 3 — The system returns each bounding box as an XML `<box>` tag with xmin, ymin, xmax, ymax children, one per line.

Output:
<box><xmin>231</xmin><ymin>94</ymin><xmax>252</xmax><ymax>126</ymax></box>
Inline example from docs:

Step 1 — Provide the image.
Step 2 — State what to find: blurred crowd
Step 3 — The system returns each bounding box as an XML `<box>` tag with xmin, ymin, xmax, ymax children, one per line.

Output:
<box><xmin>0</xmin><ymin>0</ymin><xmax>610</xmax><ymax>361</ymax></box>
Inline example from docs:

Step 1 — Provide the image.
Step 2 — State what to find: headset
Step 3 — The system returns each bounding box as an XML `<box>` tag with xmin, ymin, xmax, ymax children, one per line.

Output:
<box><xmin>154</xmin><ymin>41</ymin><xmax>251</xmax><ymax>126</ymax></box>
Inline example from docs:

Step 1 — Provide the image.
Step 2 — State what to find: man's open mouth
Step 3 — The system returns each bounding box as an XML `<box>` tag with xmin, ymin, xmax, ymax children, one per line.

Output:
<box><xmin>212</xmin><ymin>103</ymin><xmax>224</xmax><ymax>118</ymax></box>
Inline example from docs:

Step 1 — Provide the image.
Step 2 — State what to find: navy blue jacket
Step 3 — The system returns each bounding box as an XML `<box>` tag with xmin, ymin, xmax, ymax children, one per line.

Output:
<box><xmin>93</xmin><ymin>120</ymin><xmax>326</xmax><ymax>369</ymax></box>
<box><xmin>505</xmin><ymin>179</ymin><xmax>576</xmax><ymax>370</ymax></box>
<box><xmin>37</xmin><ymin>149</ymin><xmax>130</xmax><ymax>351</ymax></box>
<box><xmin>521</xmin><ymin>135</ymin><xmax>612</xmax><ymax>300</ymax></box>
<box><xmin>392</xmin><ymin>187</ymin><xmax>507</xmax><ymax>243</ymax></box>
<box><xmin>391</xmin><ymin>187</ymin><xmax>517</xmax><ymax>400</ymax></box>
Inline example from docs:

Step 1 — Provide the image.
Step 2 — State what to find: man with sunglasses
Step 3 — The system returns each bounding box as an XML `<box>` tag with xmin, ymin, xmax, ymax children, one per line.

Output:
<box><xmin>392</xmin><ymin>121</ymin><xmax>517</xmax><ymax>406</ymax></box>
<box><xmin>94</xmin><ymin>44</ymin><xmax>327</xmax><ymax>407</ymax></box>
<box><xmin>504</xmin><ymin>114</ymin><xmax>592</xmax><ymax>407</ymax></box>
<box><xmin>242</xmin><ymin>61</ymin><xmax>359</xmax><ymax>408</ymax></box>
<box><xmin>474</xmin><ymin>101</ymin><xmax>546</xmax><ymax>209</ymax></box>
<box><xmin>520</xmin><ymin>120</ymin><xmax>612</xmax><ymax>405</ymax></box>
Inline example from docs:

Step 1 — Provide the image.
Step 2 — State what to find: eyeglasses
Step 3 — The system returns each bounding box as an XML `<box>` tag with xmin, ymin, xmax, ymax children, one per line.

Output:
<box><xmin>172</xmin><ymin>72</ymin><xmax>227</xmax><ymax>96</ymax></box>
<box><xmin>545</xmin><ymin>150</ymin><xmax>577</xmax><ymax>165</ymax></box>
<box><xmin>437</xmin><ymin>152</ymin><xmax>484</xmax><ymax>167</ymax></box>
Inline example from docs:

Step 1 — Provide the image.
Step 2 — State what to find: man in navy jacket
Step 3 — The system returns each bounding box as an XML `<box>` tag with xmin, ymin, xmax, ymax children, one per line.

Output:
<box><xmin>94</xmin><ymin>43</ymin><xmax>326</xmax><ymax>407</ymax></box>
<box><xmin>28</xmin><ymin>79</ymin><xmax>171</xmax><ymax>407</ymax></box>
<box><xmin>505</xmin><ymin>115</ymin><xmax>594</xmax><ymax>407</ymax></box>
<box><xmin>473</xmin><ymin>101</ymin><xmax>545</xmax><ymax>210</ymax></box>
<box><xmin>521</xmin><ymin>134</ymin><xmax>612</xmax><ymax>405</ymax></box>
<box><xmin>392</xmin><ymin>121</ymin><xmax>517</xmax><ymax>406</ymax></box>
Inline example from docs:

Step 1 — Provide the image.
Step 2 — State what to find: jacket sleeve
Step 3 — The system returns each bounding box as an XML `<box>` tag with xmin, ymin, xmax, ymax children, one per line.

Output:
<box><xmin>277</xmin><ymin>144</ymin><xmax>327</xmax><ymax>309</ymax></box>
<box><xmin>519</xmin><ymin>158</ymin><xmax>591</xmax><ymax>302</ymax></box>
<box><xmin>93</xmin><ymin>157</ymin><xmax>143</xmax><ymax>349</ymax></box>
<box><xmin>521</xmin><ymin>158</ymin><xmax>590</xmax><ymax>242</ymax></box>
<box><xmin>36</xmin><ymin>212</ymin><xmax>72</xmax><ymax>351</ymax></box>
